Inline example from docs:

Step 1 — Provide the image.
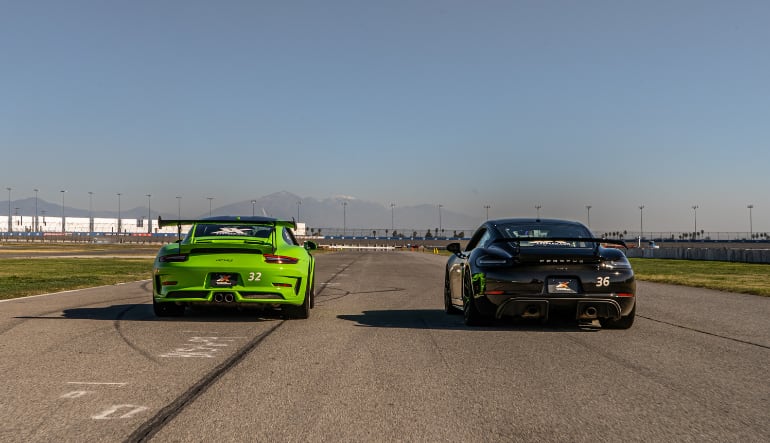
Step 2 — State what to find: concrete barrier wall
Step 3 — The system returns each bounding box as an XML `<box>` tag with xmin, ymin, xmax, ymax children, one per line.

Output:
<box><xmin>626</xmin><ymin>247</ymin><xmax>770</xmax><ymax>264</ymax></box>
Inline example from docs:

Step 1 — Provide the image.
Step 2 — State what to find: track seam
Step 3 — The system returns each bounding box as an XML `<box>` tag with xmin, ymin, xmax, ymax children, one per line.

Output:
<box><xmin>639</xmin><ymin>315</ymin><xmax>770</xmax><ymax>350</ymax></box>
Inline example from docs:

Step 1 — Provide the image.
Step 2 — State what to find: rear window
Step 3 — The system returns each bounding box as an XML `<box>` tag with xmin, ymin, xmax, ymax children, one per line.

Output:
<box><xmin>192</xmin><ymin>224</ymin><xmax>274</xmax><ymax>238</ymax></box>
<box><xmin>496</xmin><ymin>223</ymin><xmax>593</xmax><ymax>247</ymax></box>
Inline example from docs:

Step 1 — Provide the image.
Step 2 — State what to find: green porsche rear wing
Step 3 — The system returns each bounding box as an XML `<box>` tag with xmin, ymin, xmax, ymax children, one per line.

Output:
<box><xmin>157</xmin><ymin>216</ymin><xmax>297</xmax><ymax>241</ymax></box>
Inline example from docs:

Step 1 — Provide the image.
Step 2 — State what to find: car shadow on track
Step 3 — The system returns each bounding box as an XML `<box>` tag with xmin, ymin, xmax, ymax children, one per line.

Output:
<box><xmin>337</xmin><ymin>309</ymin><xmax>603</xmax><ymax>332</ymax></box>
<box><xmin>16</xmin><ymin>304</ymin><xmax>286</xmax><ymax>323</ymax></box>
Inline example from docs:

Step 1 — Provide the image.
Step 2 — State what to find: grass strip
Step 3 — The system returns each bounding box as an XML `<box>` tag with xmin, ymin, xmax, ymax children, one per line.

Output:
<box><xmin>0</xmin><ymin>257</ymin><xmax>153</xmax><ymax>300</ymax></box>
<box><xmin>629</xmin><ymin>258</ymin><xmax>770</xmax><ymax>297</ymax></box>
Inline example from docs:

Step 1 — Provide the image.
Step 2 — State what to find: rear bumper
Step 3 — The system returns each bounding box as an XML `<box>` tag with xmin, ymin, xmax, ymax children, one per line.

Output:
<box><xmin>477</xmin><ymin>294</ymin><xmax>635</xmax><ymax>321</ymax></box>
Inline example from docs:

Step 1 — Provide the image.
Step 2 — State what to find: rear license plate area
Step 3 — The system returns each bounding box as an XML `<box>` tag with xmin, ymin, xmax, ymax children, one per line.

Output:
<box><xmin>547</xmin><ymin>278</ymin><xmax>579</xmax><ymax>294</ymax></box>
<box><xmin>211</xmin><ymin>273</ymin><xmax>237</xmax><ymax>287</ymax></box>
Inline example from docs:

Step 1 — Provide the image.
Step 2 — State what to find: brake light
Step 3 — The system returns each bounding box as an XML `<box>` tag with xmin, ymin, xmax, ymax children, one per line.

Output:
<box><xmin>616</xmin><ymin>292</ymin><xmax>634</xmax><ymax>297</ymax></box>
<box><xmin>484</xmin><ymin>290</ymin><xmax>505</xmax><ymax>295</ymax></box>
<box><xmin>159</xmin><ymin>254</ymin><xmax>188</xmax><ymax>263</ymax></box>
<box><xmin>263</xmin><ymin>254</ymin><xmax>299</xmax><ymax>264</ymax></box>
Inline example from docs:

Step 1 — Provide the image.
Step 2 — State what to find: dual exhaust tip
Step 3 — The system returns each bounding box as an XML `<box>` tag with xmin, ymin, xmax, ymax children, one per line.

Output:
<box><xmin>522</xmin><ymin>304</ymin><xmax>599</xmax><ymax>319</ymax></box>
<box><xmin>213</xmin><ymin>293</ymin><xmax>235</xmax><ymax>303</ymax></box>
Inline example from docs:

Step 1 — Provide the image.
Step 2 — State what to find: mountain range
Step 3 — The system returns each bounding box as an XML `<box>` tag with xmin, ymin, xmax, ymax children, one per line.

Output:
<box><xmin>2</xmin><ymin>191</ymin><xmax>482</xmax><ymax>232</ymax></box>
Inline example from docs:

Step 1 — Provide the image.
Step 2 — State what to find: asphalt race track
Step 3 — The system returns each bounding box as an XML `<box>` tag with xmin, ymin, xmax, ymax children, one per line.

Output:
<box><xmin>1</xmin><ymin>252</ymin><xmax>768</xmax><ymax>442</ymax></box>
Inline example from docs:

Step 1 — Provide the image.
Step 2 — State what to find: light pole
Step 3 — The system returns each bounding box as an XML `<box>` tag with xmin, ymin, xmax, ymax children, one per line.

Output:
<box><xmin>6</xmin><ymin>187</ymin><xmax>11</xmax><ymax>233</ymax></box>
<box><xmin>207</xmin><ymin>197</ymin><xmax>214</xmax><ymax>216</ymax></box>
<box><xmin>692</xmin><ymin>205</ymin><xmax>698</xmax><ymax>237</ymax></box>
<box><xmin>390</xmin><ymin>203</ymin><xmax>395</xmax><ymax>231</ymax></box>
<box><xmin>639</xmin><ymin>205</ymin><xmax>645</xmax><ymax>241</ymax></box>
<box><xmin>34</xmin><ymin>188</ymin><xmax>39</xmax><ymax>232</ymax></box>
<box><xmin>586</xmin><ymin>205</ymin><xmax>592</xmax><ymax>228</ymax></box>
<box><xmin>484</xmin><ymin>204</ymin><xmax>491</xmax><ymax>220</ymax></box>
<box><xmin>297</xmin><ymin>200</ymin><xmax>301</xmax><ymax>221</ymax></box>
<box><xmin>60</xmin><ymin>190</ymin><xmax>66</xmax><ymax>233</ymax></box>
<box><xmin>251</xmin><ymin>200</ymin><xmax>256</xmax><ymax>216</ymax></box>
<box><xmin>146</xmin><ymin>194</ymin><xmax>152</xmax><ymax>234</ymax></box>
<box><xmin>342</xmin><ymin>201</ymin><xmax>347</xmax><ymax>236</ymax></box>
<box><xmin>438</xmin><ymin>204</ymin><xmax>444</xmax><ymax>237</ymax></box>
<box><xmin>117</xmin><ymin>193</ymin><xmax>122</xmax><ymax>234</ymax></box>
<box><xmin>748</xmin><ymin>204</ymin><xmax>754</xmax><ymax>239</ymax></box>
<box><xmin>176</xmin><ymin>196</ymin><xmax>182</xmax><ymax>219</ymax></box>
<box><xmin>89</xmin><ymin>191</ymin><xmax>94</xmax><ymax>234</ymax></box>
<box><xmin>535</xmin><ymin>204</ymin><xmax>542</xmax><ymax>219</ymax></box>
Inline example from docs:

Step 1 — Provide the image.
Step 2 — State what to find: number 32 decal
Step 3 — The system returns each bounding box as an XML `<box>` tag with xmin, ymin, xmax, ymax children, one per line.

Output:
<box><xmin>595</xmin><ymin>276</ymin><xmax>610</xmax><ymax>287</ymax></box>
<box><xmin>248</xmin><ymin>272</ymin><xmax>262</xmax><ymax>281</ymax></box>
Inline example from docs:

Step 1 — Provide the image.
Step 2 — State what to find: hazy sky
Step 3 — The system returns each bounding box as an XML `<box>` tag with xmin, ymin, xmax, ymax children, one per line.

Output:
<box><xmin>2</xmin><ymin>0</ymin><xmax>769</xmax><ymax>233</ymax></box>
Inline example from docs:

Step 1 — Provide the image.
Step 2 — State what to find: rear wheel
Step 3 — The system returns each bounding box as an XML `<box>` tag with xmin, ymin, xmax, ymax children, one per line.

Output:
<box><xmin>444</xmin><ymin>271</ymin><xmax>460</xmax><ymax>315</ymax></box>
<box><xmin>462</xmin><ymin>272</ymin><xmax>486</xmax><ymax>326</ymax></box>
<box><xmin>284</xmin><ymin>283</ymin><xmax>311</xmax><ymax>319</ymax></box>
<box><xmin>600</xmin><ymin>303</ymin><xmax>635</xmax><ymax>329</ymax></box>
<box><xmin>153</xmin><ymin>298</ymin><xmax>185</xmax><ymax>317</ymax></box>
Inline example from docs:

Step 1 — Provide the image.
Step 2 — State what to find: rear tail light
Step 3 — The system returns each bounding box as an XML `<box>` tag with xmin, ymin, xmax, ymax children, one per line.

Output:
<box><xmin>263</xmin><ymin>254</ymin><xmax>299</xmax><ymax>264</ymax></box>
<box><xmin>616</xmin><ymin>292</ymin><xmax>634</xmax><ymax>297</ymax></box>
<box><xmin>159</xmin><ymin>254</ymin><xmax>189</xmax><ymax>263</ymax></box>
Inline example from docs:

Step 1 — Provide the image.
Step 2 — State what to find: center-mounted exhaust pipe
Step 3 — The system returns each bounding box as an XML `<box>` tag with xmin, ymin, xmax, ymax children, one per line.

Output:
<box><xmin>213</xmin><ymin>293</ymin><xmax>236</xmax><ymax>303</ymax></box>
<box><xmin>584</xmin><ymin>306</ymin><xmax>598</xmax><ymax>318</ymax></box>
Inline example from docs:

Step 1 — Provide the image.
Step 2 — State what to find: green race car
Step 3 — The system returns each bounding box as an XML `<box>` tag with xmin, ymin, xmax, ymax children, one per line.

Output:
<box><xmin>152</xmin><ymin>216</ymin><xmax>317</xmax><ymax>318</ymax></box>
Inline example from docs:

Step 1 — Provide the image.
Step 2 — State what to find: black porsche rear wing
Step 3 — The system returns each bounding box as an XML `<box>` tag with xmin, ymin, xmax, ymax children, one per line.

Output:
<box><xmin>492</xmin><ymin>237</ymin><xmax>628</xmax><ymax>264</ymax></box>
<box><xmin>493</xmin><ymin>237</ymin><xmax>627</xmax><ymax>249</ymax></box>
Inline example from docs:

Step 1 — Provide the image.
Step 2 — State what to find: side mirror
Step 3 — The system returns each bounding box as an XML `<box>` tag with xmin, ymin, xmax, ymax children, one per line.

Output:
<box><xmin>446</xmin><ymin>242</ymin><xmax>462</xmax><ymax>255</ymax></box>
<box><xmin>304</xmin><ymin>240</ymin><xmax>318</xmax><ymax>251</ymax></box>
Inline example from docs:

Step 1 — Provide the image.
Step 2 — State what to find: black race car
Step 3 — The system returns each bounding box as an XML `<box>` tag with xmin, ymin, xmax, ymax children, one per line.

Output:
<box><xmin>444</xmin><ymin>218</ymin><xmax>636</xmax><ymax>328</ymax></box>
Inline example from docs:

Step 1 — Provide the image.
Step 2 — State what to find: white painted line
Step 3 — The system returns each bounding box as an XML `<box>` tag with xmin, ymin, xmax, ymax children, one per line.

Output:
<box><xmin>67</xmin><ymin>382</ymin><xmax>128</xmax><ymax>386</ymax></box>
<box><xmin>0</xmin><ymin>280</ymin><xmax>152</xmax><ymax>303</ymax></box>
<box><xmin>60</xmin><ymin>391</ymin><xmax>91</xmax><ymax>399</ymax></box>
<box><xmin>92</xmin><ymin>405</ymin><xmax>149</xmax><ymax>420</ymax></box>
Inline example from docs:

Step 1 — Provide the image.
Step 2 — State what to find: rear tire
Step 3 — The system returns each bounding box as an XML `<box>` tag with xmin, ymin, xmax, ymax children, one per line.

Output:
<box><xmin>444</xmin><ymin>271</ymin><xmax>460</xmax><ymax>315</ymax></box>
<box><xmin>462</xmin><ymin>272</ymin><xmax>486</xmax><ymax>326</ymax></box>
<box><xmin>284</xmin><ymin>284</ymin><xmax>311</xmax><ymax>319</ymax></box>
<box><xmin>153</xmin><ymin>298</ymin><xmax>185</xmax><ymax>317</ymax></box>
<box><xmin>600</xmin><ymin>303</ymin><xmax>635</xmax><ymax>329</ymax></box>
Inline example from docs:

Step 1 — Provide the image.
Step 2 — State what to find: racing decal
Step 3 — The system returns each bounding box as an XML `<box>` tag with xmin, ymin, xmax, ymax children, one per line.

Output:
<box><xmin>472</xmin><ymin>273</ymin><xmax>486</xmax><ymax>295</ymax></box>
<box><xmin>212</xmin><ymin>227</ymin><xmax>253</xmax><ymax>236</ymax></box>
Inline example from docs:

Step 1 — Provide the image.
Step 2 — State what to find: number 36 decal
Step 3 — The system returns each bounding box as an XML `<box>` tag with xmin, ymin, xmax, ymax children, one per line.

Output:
<box><xmin>595</xmin><ymin>276</ymin><xmax>610</xmax><ymax>287</ymax></box>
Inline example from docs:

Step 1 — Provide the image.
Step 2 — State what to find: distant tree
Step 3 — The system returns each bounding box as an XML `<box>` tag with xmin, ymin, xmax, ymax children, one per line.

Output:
<box><xmin>457</xmin><ymin>231</ymin><xmax>464</xmax><ymax>238</ymax></box>
<box><xmin>412</xmin><ymin>231</ymin><xmax>417</xmax><ymax>238</ymax></box>
<box><xmin>372</xmin><ymin>230</ymin><xmax>377</xmax><ymax>237</ymax></box>
<box><xmin>425</xmin><ymin>230</ymin><xmax>433</xmax><ymax>238</ymax></box>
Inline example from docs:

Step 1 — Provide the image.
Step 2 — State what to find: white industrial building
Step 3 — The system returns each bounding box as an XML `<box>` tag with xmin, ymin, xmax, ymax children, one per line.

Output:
<box><xmin>0</xmin><ymin>216</ymin><xmax>306</xmax><ymax>236</ymax></box>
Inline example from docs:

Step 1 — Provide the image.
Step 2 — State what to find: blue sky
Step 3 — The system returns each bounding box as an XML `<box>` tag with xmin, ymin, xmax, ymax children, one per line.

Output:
<box><xmin>2</xmin><ymin>0</ymin><xmax>769</xmax><ymax>233</ymax></box>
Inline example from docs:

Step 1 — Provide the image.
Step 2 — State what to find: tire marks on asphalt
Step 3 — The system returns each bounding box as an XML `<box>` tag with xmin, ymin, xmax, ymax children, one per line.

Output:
<box><xmin>125</xmin><ymin>322</ymin><xmax>284</xmax><ymax>443</ymax></box>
